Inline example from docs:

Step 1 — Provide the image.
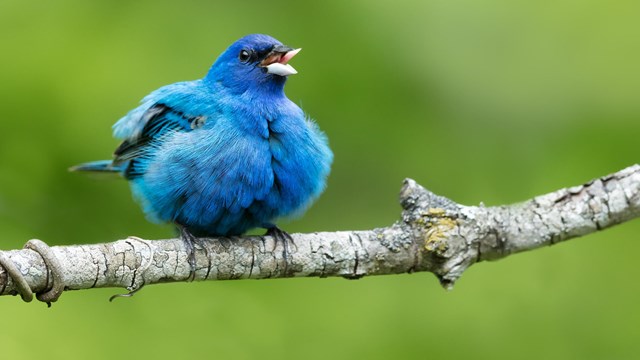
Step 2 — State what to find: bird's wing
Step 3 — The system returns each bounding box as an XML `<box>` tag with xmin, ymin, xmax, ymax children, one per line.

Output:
<box><xmin>114</xmin><ymin>102</ymin><xmax>207</xmax><ymax>179</ymax></box>
<box><xmin>112</xmin><ymin>81</ymin><xmax>206</xmax><ymax>140</ymax></box>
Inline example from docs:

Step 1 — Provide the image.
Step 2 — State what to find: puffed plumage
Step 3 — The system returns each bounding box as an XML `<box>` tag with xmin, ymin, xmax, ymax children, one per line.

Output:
<box><xmin>73</xmin><ymin>34</ymin><xmax>332</xmax><ymax>237</ymax></box>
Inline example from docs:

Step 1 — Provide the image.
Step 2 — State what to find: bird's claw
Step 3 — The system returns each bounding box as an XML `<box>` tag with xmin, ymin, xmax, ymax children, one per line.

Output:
<box><xmin>265</xmin><ymin>226</ymin><xmax>295</xmax><ymax>275</ymax></box>
<box><xmin>179</xmin><ymin>227</ymin><xmax>199</xmax><ymax>281</ymax></box>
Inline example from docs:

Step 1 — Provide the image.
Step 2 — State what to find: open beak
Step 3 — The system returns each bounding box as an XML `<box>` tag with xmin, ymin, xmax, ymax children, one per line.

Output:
<box><xmin>260</xmin><ymin>45</ymin><xmax>301</xmax><ymax>76</ymax></box>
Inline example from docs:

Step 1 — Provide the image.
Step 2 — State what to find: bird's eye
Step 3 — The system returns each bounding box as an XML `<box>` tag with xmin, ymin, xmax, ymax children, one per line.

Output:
<box><xmin>239</xmin><ymin>50</ymin><xmax>251</xmax><ymax>62</ymax></box>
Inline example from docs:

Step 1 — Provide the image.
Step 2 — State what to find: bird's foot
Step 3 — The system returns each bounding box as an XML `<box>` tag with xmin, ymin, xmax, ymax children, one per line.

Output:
<box><xmin>265</xmin><ymin>226</ymin><xmax>295</xmax><ymax>275</ymax></box>
<box><xmin>179</xmin><ymin>226</ymin><xmax>202</xmax><ymax>282</ymax></box>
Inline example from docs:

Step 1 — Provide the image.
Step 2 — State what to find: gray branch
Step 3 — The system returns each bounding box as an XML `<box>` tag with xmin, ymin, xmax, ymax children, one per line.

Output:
<box><xmin>1</xmin><ymin>164</ymin><xmax>639</xmax><ymax>304</ymax></box>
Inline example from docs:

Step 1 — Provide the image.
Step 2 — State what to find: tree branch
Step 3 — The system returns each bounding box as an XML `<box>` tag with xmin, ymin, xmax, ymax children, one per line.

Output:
<box><xmin>1</xmin><ymin>164</ymin><xmax>638</xmax><ymax>304</ymax></box>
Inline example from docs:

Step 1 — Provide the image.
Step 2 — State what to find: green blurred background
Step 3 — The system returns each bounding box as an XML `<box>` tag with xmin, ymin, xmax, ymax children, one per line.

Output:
<box><xmin>1</xmin><ymin>0</ymin><xmax>638</xmax><ymax>359</ymax></box>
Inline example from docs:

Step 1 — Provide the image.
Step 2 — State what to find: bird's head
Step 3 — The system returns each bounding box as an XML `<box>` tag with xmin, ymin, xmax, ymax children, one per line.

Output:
<box><xmin>205</xmin><ymin>34</ymin><xmax>301</xmax><ymax>95</ymax></box>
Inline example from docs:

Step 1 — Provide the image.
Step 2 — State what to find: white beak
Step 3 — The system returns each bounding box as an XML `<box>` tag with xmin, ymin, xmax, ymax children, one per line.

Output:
<box><xmin>265</xmin><ymin>48</ymin><xmax>301</xmax><ymax>76</ymax></box>
<box><xmin>266</xmin><ymin>63</ymin><xmax>298</xmax><ymax>76</ymax></box>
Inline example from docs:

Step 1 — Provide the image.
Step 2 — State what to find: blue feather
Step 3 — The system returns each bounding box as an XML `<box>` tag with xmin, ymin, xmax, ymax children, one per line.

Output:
<box><xmin>70</xmin><ymin>160</ymin><xmax>123</xmax><ymax>173</ymax></box>
<box><xmin>73</xmin><ymin>34</ymin><xmax>333</xmax><ymax>237</ymax></box>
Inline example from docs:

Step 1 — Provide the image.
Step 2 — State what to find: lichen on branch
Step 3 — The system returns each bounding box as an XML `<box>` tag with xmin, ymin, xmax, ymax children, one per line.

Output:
<box><xmin>0</xmin><ymin>164</ymin><xmax>638</xmax><ymax>304</ymax></box>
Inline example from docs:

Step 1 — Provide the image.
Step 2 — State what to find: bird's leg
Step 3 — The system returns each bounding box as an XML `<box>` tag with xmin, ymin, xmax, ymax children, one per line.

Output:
<box><xmin>265</xmin><ymin>225</ymin><xmax>294</xmax><ymax>275</ymax></box>
<box><xmin>178</xmin><ymin>225</ymin><xmax>200</xmax><ymax>282</ymax></box>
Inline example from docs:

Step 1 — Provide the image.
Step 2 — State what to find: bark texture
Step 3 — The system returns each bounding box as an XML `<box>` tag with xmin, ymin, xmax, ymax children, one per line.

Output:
<box><xmin>1</xmin><ymin>164</ymin><xmax>638</xmax><ymax>304</ymax></box>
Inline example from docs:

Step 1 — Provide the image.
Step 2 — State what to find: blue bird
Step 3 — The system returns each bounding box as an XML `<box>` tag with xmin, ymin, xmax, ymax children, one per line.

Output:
<box><xmin>72</xmin><ymin>34</ymin><xmax>333</xmax><ymax>273</ymax></box>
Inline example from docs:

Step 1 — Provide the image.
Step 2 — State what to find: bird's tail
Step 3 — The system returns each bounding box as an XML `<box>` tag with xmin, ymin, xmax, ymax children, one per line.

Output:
<box><xmin>69</xmin><ymin>160</ymin><xmax>122</xmax><ymax>173</ymax></box>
